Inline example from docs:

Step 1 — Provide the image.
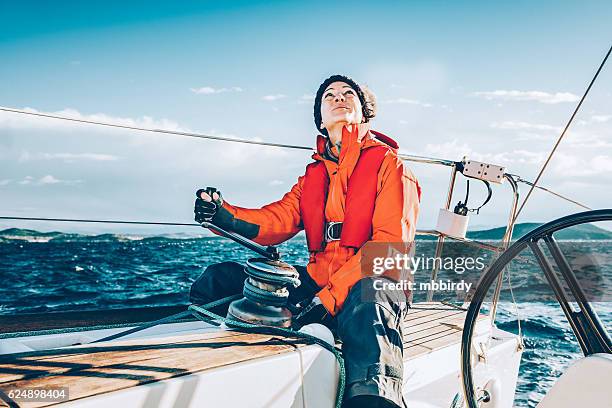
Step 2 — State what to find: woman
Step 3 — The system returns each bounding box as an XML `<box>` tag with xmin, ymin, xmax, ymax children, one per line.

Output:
<box><xmin>191</xmin><ymin>74</ymin><xmax>420</xmax><ymax>408</ymax></box>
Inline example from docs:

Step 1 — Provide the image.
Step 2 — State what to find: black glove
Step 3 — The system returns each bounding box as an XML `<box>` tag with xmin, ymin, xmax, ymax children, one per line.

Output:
<box><xmin>193</xmin><ymin>187</ymin><xmax>260</xmax><ymax>239</ymax></box>
<box><xmin>194</xmin><ymin>187</ymin><xmax>222</xmax><ymax>224</ymax></box>
<box><xmin>291</xmin><ymin>297</ymin><xmax>331</xmax><ymax>329</ymax></box>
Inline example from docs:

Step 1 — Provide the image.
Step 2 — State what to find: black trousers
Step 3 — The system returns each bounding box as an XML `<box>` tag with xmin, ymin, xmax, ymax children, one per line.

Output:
<box><xmin>190</xmin><ymin>261</ymin><xmax>408</xmax><ymax>408</ymax></box>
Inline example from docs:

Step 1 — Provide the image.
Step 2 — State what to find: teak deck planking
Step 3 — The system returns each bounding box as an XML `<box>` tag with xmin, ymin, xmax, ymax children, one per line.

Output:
<box><xmin>0</xmin><ymin>303</ymin><xmax>488</xmax><ymax>407</ymax></box>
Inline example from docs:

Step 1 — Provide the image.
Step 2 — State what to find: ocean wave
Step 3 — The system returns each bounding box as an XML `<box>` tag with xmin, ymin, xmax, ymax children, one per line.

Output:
<box><xmin>498</xmin><ymin>318</ymin><xmax>570</xmax><ymax>340</ymax></box>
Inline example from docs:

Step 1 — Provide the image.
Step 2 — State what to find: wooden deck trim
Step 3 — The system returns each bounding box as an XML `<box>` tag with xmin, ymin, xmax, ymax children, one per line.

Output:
<box><xmin>0</xmin><ymin>332</ymin><xmax>308</xmax><ymax>407</ymax></box>
<box><xmin>0</xmin><ymin>305</ymin><xmax>191</xmax><ymax>334</ymax></box>
<box><xmin>0</xmin><ymin>302</ymin><xmax>490</xmax><ymax>407</ymax></box>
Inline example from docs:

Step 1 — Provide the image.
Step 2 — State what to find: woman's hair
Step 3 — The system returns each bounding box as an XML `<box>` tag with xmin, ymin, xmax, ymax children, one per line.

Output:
<box><xmin>313</xmin><ymin>74</ymin><xmax>377</xmax><ymax>136</ymax></box>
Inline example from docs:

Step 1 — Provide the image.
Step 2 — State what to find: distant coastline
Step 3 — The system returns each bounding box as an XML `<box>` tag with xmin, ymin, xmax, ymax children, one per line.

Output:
<box><xmin>1</xmin><ymin>222</ymin><xmax>611</xmax><ymax>243</ymax></box>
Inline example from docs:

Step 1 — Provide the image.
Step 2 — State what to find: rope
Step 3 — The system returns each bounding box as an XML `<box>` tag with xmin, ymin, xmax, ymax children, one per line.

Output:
<box><xmin>239</xmin><ymin>259</ymin><xmax>302</xmax><ymax>306</ymax></box>
<box><xmin>506</xmin><ymin>266</ymin><xmax>524</xmax><ymax>349</ymax></box>
<box><xmin>244</xmin><ymin>265</ymin><xmax>302</xmax><ymax>287</ymax></box>
<box><xmin>242</xmin><ymin>279</ymin><xmax>290</xmax><ymax>307</ymax></box>
<box><xmin>0</xmin><ymin>295</ymin><xmax>346</xmax><ymax>408</ymax></box>
<box><xmin>0</xmin><ymin>319</ymin><xmax>188</xmax><ymax>340</ymax></box>
<box><xmin>512</xmin><ymin>44</ymin><xmax>611</xmax><ymax>223</ymax></box>
<box><xmin>188</xmin><ymin>303</ymin><xmax>346</xmax><ymax>408</ymax></box>
<box><xmin>92</xmin><ymin>294</ymin><xmax>242</xmax><ymax>343</ymax></box>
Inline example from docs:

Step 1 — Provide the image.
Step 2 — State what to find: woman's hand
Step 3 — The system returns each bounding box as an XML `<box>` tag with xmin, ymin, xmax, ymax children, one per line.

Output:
<box><xmin>194</xmin><ymin>188</ymin><xmax>223</xmax><ymax>223</ymax></box>
<box><xmin>292</xmin><ymin>296</ymin><xmax>330</xmax><ymax>329</ymax></box>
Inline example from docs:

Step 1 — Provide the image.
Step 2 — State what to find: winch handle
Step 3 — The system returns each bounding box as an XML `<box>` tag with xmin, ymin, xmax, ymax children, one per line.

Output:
<box><xmin>197</xmin><ymin>188</ymin><xmax>280</xmax><ymax>260</ymax></box>
<box><xmin>201</xmin><ymin>222</ymin><xmax>280</xmax><ymax>260</ymax></box>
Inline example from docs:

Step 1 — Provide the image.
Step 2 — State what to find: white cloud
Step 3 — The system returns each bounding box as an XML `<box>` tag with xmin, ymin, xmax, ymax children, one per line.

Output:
<box><xmin>421</xmin><ymin>137</ymin><xmax>612</xmax><ymax>183</ymax></box>
<box><xmin>490</xmin><ymin>121</ymin><xmax>562</xmax><ymax>132</ymax></box>
<box><xmin>591</xmin><ymin>114</ymin><xmax>612</xmax><ymax>123</ymax></box>
<box><xmin>421</xmin><ymin>140</ymin><xmax>545</xmax><ymax>165</ymax></box>
<box><xmin>506</xmin><ymin>149</ymin><xmax>546</xmax><ymax>164</ymax></box>
<box><xmin>0</xmin><ymin>107</ymin><xmax>186</xmax><ymax>132</ymax></box>
<box><xmin>18</xmin><ymin>152</ymin><xmax>120</xmax><ymax>162</ymax></box>
<box><xmin>190</xmin><ymin>86</ymin><xmax>243</xmax><ymax>95</ymax></box>
<box><xmin>471</xmin><ymin>90</ymin><xmax>580</xmax><ymax>104</ymax></box>
<box><xmin>512</xmin><ymin>132</ymin><xmax>554</xmax><ymax>142</ymax></box>
<box><xmin>565</xmin><ymin>133</ymin><xmax>612</xmax><ymax>149</ymax></box>
<box><xmin>19</xmin><ymin>176</ymin><xmax>34</xmax><ymax>185</ymax></box>
<box><xmin>261</xmin><ymin>94</ymin><xmax>287</xmax><ymax>101</ymax></box>
<box><xmin>381</xmin><ymin>98</ymin><xmax>433</xmax><ymax>108</ymax></box>
<box><xmin>17</xmin><ymin>175</ymin><xmax>82</xmax><ymax>186</ymax></box>
<box><xmin>421</xmin><ymin>140</ymin><xmax>479</xmax><ymax>161</ymax></box>
<box><xmin>0</xmin><ymin>179</ymin><xmax>12</xmax><ymax>186</ymax></box>
<box><xmin>39</xmin><ymin>175</ymin><xmax>61</xmax><ymax>184</ymax></box>
<box><xmin>552</xmin><ymin>153</ymin><xmax>612</xmax><ymax>177</ymax></box>
<box><xmin>196</xmin><ymin>130</ymin><xmax>292</xmax><ymax>169</ymax></box>
<box><xmin>268</xmin><ymin>179</ymin><xmax>284</xmax><ymax>186</ymax></box>
<box><xmin>297</xmin><ymin>94</ymin><xmax>315</xmax><ymax>104</ymax></box>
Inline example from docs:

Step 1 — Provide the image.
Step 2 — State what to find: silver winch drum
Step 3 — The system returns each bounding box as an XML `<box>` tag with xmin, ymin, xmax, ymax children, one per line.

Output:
<box><xmin>227</xmin><ymin>258</ymin><xmax>300</xmax><ymax>328</ymax></box>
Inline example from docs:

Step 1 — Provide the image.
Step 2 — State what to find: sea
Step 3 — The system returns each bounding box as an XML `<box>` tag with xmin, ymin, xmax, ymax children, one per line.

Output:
<box><xmin>0</xmin><ymin>231</ymin><xmax>610</xmax><ymax>407</ymax></box>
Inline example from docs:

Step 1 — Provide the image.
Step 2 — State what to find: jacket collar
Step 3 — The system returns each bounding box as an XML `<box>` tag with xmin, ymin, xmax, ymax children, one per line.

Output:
<box><xmin>312</xmin><ymin>127</ymin><xmax>398</xmax><ymax>162</ymax></box>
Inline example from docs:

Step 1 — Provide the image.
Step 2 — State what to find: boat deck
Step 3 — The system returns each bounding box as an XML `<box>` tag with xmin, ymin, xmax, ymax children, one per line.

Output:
<box><xmin>0</xmin><ymin>302</ymin><xmax>488</xmax><ymax>407</ymax></box>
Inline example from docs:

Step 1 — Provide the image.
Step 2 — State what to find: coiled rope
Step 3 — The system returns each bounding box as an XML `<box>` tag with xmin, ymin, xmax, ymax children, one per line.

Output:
<box><xmin>240</xmin><ymin>259</ymin><xmax>302</xmax><ymax>307</ymax></box>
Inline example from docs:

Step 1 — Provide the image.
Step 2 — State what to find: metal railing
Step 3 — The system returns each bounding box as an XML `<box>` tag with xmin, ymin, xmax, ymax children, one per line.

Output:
<box><xmin>402</xmin><ymin>155</ymin><xmax>520</xmax><ymax>319</ymax></box>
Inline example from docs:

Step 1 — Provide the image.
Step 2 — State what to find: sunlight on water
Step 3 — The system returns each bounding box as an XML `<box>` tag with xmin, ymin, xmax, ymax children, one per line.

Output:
<box><xmin>0</xmin><ymin>233</ymin><xmax>610</xmax><ymax>407</ymax></box>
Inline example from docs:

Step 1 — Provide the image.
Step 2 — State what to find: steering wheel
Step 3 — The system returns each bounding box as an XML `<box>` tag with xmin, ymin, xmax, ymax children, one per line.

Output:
<box><xmin>460</xmin><ymin>209</ymin><xmax>612</xmax><ymax>407</ymax></box>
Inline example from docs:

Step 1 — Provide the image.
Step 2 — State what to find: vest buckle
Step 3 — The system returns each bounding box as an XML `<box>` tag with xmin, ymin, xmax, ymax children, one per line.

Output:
<box><xmin>325</xmin><ymin>221</ymin><xmax>343</xmax><ymax>242</ymax></box>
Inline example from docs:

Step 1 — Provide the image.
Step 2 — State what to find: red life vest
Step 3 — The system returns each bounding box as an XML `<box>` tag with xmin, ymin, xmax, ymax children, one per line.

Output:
<box><xmin>299</xmin><ymin>131</ymin><xmax>398</xmax><ymax>252</ymax></box>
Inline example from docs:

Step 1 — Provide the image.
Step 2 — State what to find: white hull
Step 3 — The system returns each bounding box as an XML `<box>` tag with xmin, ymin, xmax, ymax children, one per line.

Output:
<box><xmin>0</xmin><ymin>315</ymin><xmax>522</xmax><ymax>408</ymax></box>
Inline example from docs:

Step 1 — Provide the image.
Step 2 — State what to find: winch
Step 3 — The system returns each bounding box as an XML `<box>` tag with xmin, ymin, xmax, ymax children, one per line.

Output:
<box><xmin>227</xmin><ymin>257</ymin><xmax>300</xmax><ymax>327</ymax></box>
<box><xmin>197</xmin><ymin>189</ymin><xmax>301</xmax><ymax>327</ymax></box>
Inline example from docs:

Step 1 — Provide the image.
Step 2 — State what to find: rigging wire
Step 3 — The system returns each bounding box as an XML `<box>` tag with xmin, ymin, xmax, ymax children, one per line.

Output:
<box><xmin>0</xmin><ymin>216</ymin><xmax>199</xmax><ymax>227</ymax></box>
<box><xmin>509</xmin><ymin>174</ymin><xmax>591</xmax><ymax>210</ymax></box>
<box><xmin>0</xmin><ymin>106</ymin><xmax>593</xmax><ymax>211</ymax></box>
<box><xmin>511</xmin><ymin>44</ymin><xmax>611</xmax><ymax>223</ymax></box>
<box><xmin>0</xmin><ymin>177</ymin><xmax>592</xmax><ymax>230</ymax></box>
<box><xmin>0</xmin><ymin>106</ymin><xmax>314</xmax><ymax>152</ymax></box>
<box><xmin>0</xmin><ymin>105</ymin><xmax>451</xmax><ymax>164</ymax></box>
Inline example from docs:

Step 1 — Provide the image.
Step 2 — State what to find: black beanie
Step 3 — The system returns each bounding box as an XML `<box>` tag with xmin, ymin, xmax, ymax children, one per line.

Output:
<box><xmin>313</xmin><ymin>74</ymin><xmax>376</xmax><ymax>136</ymax></box>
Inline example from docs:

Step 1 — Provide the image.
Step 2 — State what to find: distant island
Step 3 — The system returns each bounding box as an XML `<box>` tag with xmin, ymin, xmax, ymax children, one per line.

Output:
<box><xmin>1</xmin><ymin>222</ymin><xmax>611</xmax><ymax>242</ymax></box>
<box><xmin>466</xmin><ymin>222</ymin><xmax>612</xmax><ymax>240</ymax></box>
<box><xmin>420</xmin><ymin>222</ymin><xmax>612</xmax><ymax>241</ymax></box>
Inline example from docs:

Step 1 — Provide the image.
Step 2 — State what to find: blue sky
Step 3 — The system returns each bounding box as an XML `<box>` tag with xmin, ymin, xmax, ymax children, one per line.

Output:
<box><xmin>1</xmin><ymin>1</ymin><xmax>611</xmax><ymax>234</ymax></box>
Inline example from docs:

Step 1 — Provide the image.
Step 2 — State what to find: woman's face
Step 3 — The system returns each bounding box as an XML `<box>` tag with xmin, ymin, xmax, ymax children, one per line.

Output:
<box><xmin>320</xmin><ymin>81</ymin><xmax>363</xmax><ymax>131</ymax></box>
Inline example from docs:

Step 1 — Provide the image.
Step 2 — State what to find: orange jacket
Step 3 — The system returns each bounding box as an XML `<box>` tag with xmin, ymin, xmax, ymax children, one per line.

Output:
<box><xmin>221</xmin><ymin>125</ymin><xmax>421</xmax><ymax>315</ymax></box>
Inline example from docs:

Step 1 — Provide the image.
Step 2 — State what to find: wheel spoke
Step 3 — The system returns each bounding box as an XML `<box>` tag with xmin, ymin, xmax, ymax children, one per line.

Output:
<box><xmin>544</xmin><ymin>235</ymin><xmax>612</xmax><ymax>353</ymax></box>
<box><xmin>461</xmin><ymin>210</ymin><xmax>612</xmax><ymax>408</ymax></box>
<box><xmin>528</xmin><ymin>241</ymin><xmax>590</xmax><ymax>353</ymax></box>
<box><xmin>543</xmin><ymin>235</ymin><xmax>587</xmax><ymax>303</ymax></box>
<box><xmin>528</xmin><ymin>240</ymin><xmax>571</xmax><ymax>304</ymax></box>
